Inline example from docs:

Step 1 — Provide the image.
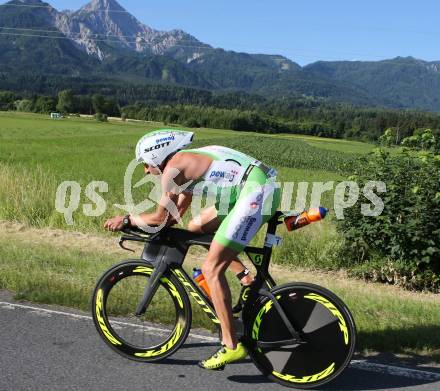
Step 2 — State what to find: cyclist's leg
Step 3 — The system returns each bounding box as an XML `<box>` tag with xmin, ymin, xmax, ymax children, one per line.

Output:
<box><xmin>204</xmin><ymin>170</ymin><xmax>281</xmax><ymax>345</ymax></box>
<box><xmin>187</xmin><ymin>206</ymin><xmax>220</xmax><ymax>233</ymax></box>
<box><xmin>188</xmin><ymin>206</ymin><xmax>254</xmax><ymax>285</ymax></box>
<box><xmin>202</xmin><ymin>241</ymin><xmax>241</xmax><ymax>348</ymax></box>
<box><xmin>199</xmin><ymin>169</ymin><xmax>280</xmax><ymax>369</ymax></box>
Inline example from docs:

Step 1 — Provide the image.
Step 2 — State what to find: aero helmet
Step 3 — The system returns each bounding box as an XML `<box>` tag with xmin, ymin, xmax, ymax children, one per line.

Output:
<box><xmin>135</xmin><ymin>129</ymin><xmax>194</xmax><ymax>167</ymax></box>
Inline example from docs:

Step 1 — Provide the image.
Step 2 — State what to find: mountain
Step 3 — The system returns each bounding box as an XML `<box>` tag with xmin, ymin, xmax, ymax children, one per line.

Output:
<box><xmin>304</xmin><ymin>57</ymin><xmax>440</xmax><ymax>111</ymax></box>
<box><xmin>0</xmin><ymin>0</ymin><xmax>99</xmax><ymax>75</ymax></box>
<box><xmin>51</xmin><ymin>0</ymin><xmax>319</xmax><ymax>93</ymax></box>
<box><xmin>0</xmin><ymin>0</ymin><xmax>440</xmax><ymax>111</ymax></box>
<box><xmin>54</xmin><ymin>0</ymin><xmax>210</xmax><ymax>61</ymax></box>
<box><xmin>0</xmin><ymin>0</ymin><xmax>211</xmax><ymax>87</ymax></box>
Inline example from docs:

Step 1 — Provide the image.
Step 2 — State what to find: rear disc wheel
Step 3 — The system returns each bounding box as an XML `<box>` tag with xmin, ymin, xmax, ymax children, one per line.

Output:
<box><xmin>246</xmin><ymin>282</ymin><xmax>356</xmax><ymax>389</ymax></box>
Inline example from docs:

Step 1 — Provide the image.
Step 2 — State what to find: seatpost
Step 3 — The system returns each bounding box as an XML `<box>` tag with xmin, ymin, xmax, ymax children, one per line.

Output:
<box><xmin>260</xmin><ymin>211</ymin><xmax>283</xmax><ymax>276</ymax></box>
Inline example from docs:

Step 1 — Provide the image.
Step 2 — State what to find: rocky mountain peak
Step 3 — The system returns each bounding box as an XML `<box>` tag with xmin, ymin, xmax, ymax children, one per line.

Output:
<box><xmin>53</xmin><ymin>0</ymin><xmax>208</xmax><ymax>61</ymax></box>
<box><xmin>81</xmin><ymin>0</ymin><xmax>126</xmax><ymax>13</ymax></box>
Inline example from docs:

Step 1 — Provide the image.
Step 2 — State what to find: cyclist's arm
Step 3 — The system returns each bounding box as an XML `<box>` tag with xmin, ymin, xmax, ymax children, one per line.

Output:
<box><xmin>167</xmin><ymin>192</ymin><xmax>193</xmax><ymax>226</ymax></box>
<box><xmin>130</xmin><ymin>167</ymin><xmax>190</xmax><ymax>228</ymax></box>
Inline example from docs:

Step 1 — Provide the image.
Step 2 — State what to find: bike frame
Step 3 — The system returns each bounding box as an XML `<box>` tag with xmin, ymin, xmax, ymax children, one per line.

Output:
<box><xmin>119</xmin><ymin>211</ymin><xmax>304</xmax><ymax>346</ymax></box>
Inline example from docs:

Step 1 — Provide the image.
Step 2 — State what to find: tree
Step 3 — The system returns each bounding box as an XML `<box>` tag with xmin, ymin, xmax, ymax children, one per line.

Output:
<box><xmin>401</xmin><ymin>129</ymin><xmax>436</xmax><ymax>151</ymax></box>
<box><xmin>92</xmin><ymin>94</ymin><xmax>106</xmax><ymax>114</ymax></box>
<box><xmin>0</xmin><ymin>91</ymin><xmax>15</xmax><ymax>110</ymax></box>
<box><xmin>76</xmin><ymin>95</ymin><xmax>93</xmax><ymax>115</ymax></box>
<box><xmin>14</xmin><ymin>99</ymin><xmax>33</xmax><ymax>112</ymax></box>
<box><xmin>33</xmin><ymin>96</ymin><xmax>56</xmax><ymax>114</ymax></box>
<box><xmin>56</xmin><ymin>90</ymin><xmax>75</xmax><ymax>114</ymax></box>
<box><xmin>419</xmin><ymin>128</ymin><xmax>435</xmax><ymax>150</ymax></box>
<box><xmin>379</xmin><ymin>128</ymin><xmax>397</xmax><ymax>146</ymax></box>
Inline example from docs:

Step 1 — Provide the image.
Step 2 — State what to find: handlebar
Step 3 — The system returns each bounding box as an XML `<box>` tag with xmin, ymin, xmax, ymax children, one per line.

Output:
<box><xmin>118</xmin><ymin>226</ymin><xmax>161</xmax><ymax>252</ymax></box>
<box><xmin>116</xmin><ymin>210</ymin><xmax>291</xmax><ymax>252</ymax></box>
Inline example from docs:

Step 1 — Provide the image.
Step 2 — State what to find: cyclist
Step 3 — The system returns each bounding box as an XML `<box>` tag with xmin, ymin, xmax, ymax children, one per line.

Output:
<box><xmin>104</xmin><ymin>130</ymin><xmax>280</xmax><ymax>370</ymax></box>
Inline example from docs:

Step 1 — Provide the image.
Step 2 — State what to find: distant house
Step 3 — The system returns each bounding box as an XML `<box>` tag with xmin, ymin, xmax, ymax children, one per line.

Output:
<box><xmin>50</xmin><ymin>112</ymin><xmax>61</xmax><ymax>119</ymax></box>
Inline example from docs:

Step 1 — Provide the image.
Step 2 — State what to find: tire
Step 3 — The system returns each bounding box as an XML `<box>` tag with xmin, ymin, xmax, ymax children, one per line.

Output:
<box><xmin>92</xmin><ymin>260</ymin><xmax>192</xmax><ymax>362</ymax></box>
<box><xmin>245</xmin><ymin>282</ymin><xmax>356</xmax><ymax>389</ymax></box>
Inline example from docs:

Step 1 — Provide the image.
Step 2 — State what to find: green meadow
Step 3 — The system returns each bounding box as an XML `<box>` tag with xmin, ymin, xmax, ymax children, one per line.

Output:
<box><xmin>0</xmin><ymin>111</ymin><xmax>369</xmax><ymax>229</ymax></box>
<box><xmin>0</xmin><ymin>111</ymin><xmax>364</xmax><ymax>267</ymax></box>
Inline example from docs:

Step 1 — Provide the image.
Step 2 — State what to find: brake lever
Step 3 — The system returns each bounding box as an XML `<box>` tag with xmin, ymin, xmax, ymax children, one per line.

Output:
<box><xmin>118</xmin><ymin>237</ymin><xmax>135</xmax><ymax>252</ymax></box>
<box><xmin>118</xmin><ymin>230</ymin><xmax>162</xmax><ymax>252</ymax></box>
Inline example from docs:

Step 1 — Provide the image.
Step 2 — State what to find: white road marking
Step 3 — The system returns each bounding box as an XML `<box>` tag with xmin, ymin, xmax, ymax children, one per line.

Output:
<box><xmin>2</xmin><ymin>300</ymin><xmax>440</xmax><ymax>381</ymax></box>
<box><xmin>0</xmin><ymin>301</ymin><xmax>219</xmax><ymax>342</ymax></box>
<box><xmin>0</xmin><ymin>303</ymin><xmax>15</xmax><ymax>310</ymax></box>
<box><xmin>350</xmin><ymin>360</ymin><xmax>440</xmax><ymax>381</ymax></box>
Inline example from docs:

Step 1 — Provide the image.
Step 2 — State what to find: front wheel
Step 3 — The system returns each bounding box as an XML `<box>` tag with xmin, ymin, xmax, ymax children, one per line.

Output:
<box><xmin>245</xmin><ymin>282</ymin><xmax>356</xmax><ymax>389</ymax></box>
<box><xmin>92</xmin><ymin>260</ymin><xmax>192</xmax><ymax>362</ymax></box>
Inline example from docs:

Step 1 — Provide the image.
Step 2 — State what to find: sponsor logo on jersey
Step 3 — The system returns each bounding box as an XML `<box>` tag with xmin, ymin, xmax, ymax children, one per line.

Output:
<box><xmin>232</xmin><ymin>216</ymin><xmax>257</xmax><ymax>241</ymax></box>
<box><xmin>241</xmin><ymin>217</ymin><xmax>257</xmax><ymax>241</ymax></box>
<box><xmin>209</xmin><ymin>170</ymin><xmax>236</xmax><ymax>182</ymax></box>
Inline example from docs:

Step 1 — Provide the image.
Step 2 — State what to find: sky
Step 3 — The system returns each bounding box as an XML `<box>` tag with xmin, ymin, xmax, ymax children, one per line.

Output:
<box><xmin>10</xmin><ymin>0</ymin><xmax>440</xmax><ymax>65</ymax></box>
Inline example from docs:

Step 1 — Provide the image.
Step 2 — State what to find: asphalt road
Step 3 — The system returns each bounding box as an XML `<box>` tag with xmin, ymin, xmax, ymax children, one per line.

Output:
<box><xmin>1</xmin><ymin>292</ymin><xmax>439</xmax><ymax>391</ymax></box>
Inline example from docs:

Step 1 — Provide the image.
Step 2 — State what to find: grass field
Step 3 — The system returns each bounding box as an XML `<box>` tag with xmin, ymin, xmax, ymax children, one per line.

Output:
<box><xmin>0</xmin><ymin>111</ymin><xmax>364</xmax><ymax>266</ymax></box>
<box><xmin>1</xmin><ymin>111</ymin><xmax>438</xmax><ymax>360</ymax></box>
<box><xmin>0</xmin><ymin>111</ymin><xmax>365</xmax><ymax>224</ymax></box>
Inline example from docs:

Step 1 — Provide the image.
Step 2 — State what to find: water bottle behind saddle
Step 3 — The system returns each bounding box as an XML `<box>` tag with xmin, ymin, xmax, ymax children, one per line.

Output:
<box><xmin>284</xmin><ymin>207</ymin><xmax>328</xmax><ymax>231</ymax></box>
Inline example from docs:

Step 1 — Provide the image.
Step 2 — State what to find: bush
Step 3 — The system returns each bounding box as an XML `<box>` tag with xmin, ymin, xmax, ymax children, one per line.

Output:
<box><xmin>33</xmin><ymin>96</ymin><xmax>56</xmax><ymax>114</ymax></box>
<box><xmin>338</xmin><ymin>150</ymin><xmax>440</xmax><ymax>291</ymax></box>
<box><xmin>401</xmin><ymin>128</ymin><xmax>437</xmax><ymax>152</ymax></box>
<box><xmin>0</xmin><ymin>91</ymin><xmax>15</xmax><ymax>110</ymax></box>
<box><xmin>348</xmin><ymin>259</ymin><xmax>440</xmax><ymax>293</ymax></box>
<box><xmin>14</xmin><ymin>99</ymin><xmax>33</xmax><ymax>112</ymax></box>
<box><xmin>183</xmin><ymin>117</ymin><xmax>200</xmax><ymax>128</ymax></box>
<box><xmin>95</xmin><ymin>112</ymin><xmax>108</xmax><ymax>122</ymax></box>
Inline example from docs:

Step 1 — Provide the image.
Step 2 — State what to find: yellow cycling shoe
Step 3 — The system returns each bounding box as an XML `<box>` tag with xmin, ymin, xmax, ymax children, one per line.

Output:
<box><xmin>198</xmin><ymin>342</ymin><xmax>247</xmax><ymax>371</ymax></box>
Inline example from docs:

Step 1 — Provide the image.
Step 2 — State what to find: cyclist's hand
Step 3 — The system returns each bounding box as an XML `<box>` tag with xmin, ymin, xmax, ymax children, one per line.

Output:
<box><xmin>104</xmin><ymin>216</ymin><xmax>125</xmax><ymax>232</ymax></box>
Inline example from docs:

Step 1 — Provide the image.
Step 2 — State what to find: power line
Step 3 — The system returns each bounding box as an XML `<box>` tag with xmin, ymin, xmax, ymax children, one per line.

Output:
<box><xmin>0</xmin><ymin>30</ymin><xmax>427</xmax><ymax>64</ymax></box>
<box><xmin>0</xmin><ymin>29</ymin><xmax>420</xmax><ymax>62</ymax></box>
<box><xmin>0</xmin><ymin>25</ymin><xmax>210</xmax><ymax>45</ymax></box>
<box><xmin>0</xmin><ymin>2</ymin><xmax>132</xmax><ymax>14</ymax></box>
<box><xmin>0</xmin><ymin>26</ymin><xmax>387</xmax><ymax>59</ymax></box>
<box><xmin>0</xmin><ymin>30</ymin><xmax>216</xmax><ymax>51</ymax></box>
<box><xmin>2</xmin><ymin>2</ymin><xmax>440</xmax><ymax>37</ymax></box>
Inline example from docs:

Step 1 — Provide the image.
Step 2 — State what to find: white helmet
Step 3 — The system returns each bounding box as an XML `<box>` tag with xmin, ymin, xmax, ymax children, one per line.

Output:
<box><xmin>135</xmin><ymin>129</ymin><xmax>194</xmax><ymax>167</ymax></box>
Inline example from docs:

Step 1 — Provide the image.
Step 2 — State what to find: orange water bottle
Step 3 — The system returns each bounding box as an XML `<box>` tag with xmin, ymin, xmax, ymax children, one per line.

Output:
<box><xmin>192</xmin><ymin>268</ymin><xmax>211</xmax><ymax>298</ymax></box>
<box><xmin>284</xmin><ymin>207</ymin><xmax>328</xmax><ymax>231</ymax></box>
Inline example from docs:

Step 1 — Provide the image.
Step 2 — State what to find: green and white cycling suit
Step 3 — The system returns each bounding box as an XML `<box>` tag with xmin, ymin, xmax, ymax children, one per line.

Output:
<box><xmin>180</xmin><ymin>146</ymin><xmax>281</xmax><ymax>252</ymax></box>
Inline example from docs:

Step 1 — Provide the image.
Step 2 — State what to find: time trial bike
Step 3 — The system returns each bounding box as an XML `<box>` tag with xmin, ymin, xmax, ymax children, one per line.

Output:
<box><xmin>92</xmin><ymin>210</ymin><xmax>356</xmax><ymax>389</ymax></box>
